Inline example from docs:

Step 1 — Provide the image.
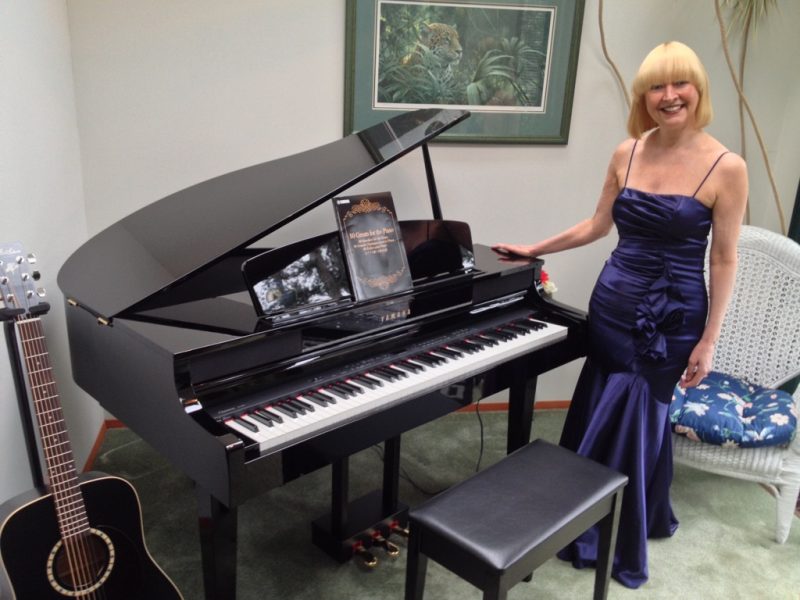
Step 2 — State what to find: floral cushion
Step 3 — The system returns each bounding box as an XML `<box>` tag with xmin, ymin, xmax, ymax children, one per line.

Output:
<box><xmin>670</xmin><ymin>371</ymin><xmax>798</xmax><ymax>448</ymax></box>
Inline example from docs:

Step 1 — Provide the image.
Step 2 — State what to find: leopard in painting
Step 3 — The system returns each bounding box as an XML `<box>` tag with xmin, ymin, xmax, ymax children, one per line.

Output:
<box><xmin>401</xmin><ymin>22</ymin><xmax>463</xmax><ymax>75</ymax></box>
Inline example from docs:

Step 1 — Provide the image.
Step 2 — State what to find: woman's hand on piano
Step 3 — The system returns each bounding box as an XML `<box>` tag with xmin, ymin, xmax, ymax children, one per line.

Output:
<box><xmin>491</xmin><ymin>243</ymin><xmax>538</xmax><ymax>258</ymax></box>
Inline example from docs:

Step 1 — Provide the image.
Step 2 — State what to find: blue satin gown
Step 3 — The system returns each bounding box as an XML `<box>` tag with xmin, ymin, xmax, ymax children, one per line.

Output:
<box><xmin>558</xmin><ymin>145</ymin><xmax>727</xmax><ymax>588</ymax></box>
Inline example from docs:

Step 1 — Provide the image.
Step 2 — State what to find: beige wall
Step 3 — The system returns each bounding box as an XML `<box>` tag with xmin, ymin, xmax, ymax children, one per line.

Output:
<box><xmin>2</xmin><ymin>0</ymin><xmax>798</xmax><ymax>502</ymax></box>
<box><xmin>0</xmin><ymin>2</ymin><xmax>97</xmax><ymax>500</ymax></box>
<box><xmin>64</xmin><ymin>0</ymin><xmax>800</xmax><ymax>401</ymax></box>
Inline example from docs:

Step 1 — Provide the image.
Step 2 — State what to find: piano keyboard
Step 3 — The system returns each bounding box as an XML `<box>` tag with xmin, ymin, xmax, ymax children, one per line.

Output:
<box><xmin>223</xmin><ymin>316</ymin><xmax>567</xmax><ymax>455</ymax></box>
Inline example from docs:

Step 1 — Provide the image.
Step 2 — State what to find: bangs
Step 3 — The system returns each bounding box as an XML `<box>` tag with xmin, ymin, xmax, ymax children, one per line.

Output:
<box><xmin>626</xmin><ymin>41</ymin><xmax>714</xmax><ymax>138</ymax></box>
<box><xmin>632</xmin><ymin>42</ymin><xmax>708</xmax><ymax>96</ymax></box>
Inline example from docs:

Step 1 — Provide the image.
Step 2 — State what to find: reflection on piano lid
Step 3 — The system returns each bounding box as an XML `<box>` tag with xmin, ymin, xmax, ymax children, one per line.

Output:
<box><xmin>241</xmin><ymin>219</ymin><xmax>475</xmax><ymax>325</ymax></box>
<box><xmin>57</xmin><ymin>109</ymin><xmax>470</xmax><ymax>322</ymax></box>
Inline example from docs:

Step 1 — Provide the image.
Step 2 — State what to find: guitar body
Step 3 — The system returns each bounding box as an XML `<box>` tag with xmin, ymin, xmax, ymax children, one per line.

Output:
<box><xmin>0</xmin><ymin>472</ymin><xmax>182</xmax><ymax>600</ymax></box>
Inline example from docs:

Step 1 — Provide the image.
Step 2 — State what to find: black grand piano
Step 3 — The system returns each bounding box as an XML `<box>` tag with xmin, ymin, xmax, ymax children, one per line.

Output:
<box><xmin>58</xmin><ymin>109</ymin><xmax>586</xmax><ymax>600</ymax></box>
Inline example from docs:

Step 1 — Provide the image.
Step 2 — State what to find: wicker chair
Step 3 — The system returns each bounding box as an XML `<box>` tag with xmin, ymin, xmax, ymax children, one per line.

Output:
<box><xmin>671</xmin><ymin>225</ymin><xmax>800</xmax><ymax>544</ymax></box>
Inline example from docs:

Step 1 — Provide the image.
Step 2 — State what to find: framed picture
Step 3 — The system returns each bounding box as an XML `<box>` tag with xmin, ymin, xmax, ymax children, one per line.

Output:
<box><xmin>344</xmin><ymin>0</ymin><xmax>585</xmax><ymax>144</ymax></box>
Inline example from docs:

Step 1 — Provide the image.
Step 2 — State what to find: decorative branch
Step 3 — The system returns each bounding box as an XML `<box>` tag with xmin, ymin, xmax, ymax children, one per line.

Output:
<box><xmin>715</xmin><ymin>0</ymin><xmax>786</xmax><ymax>234</ymax></box>
<box><xmin>598</xmin><ymin>0</ymin><xmax>629</xmax><ymax>109</ymax></box>
<box><xmin>737</xmin><ymin>7</ymin><xmax>751</xmax><ymax>223</ymax></box>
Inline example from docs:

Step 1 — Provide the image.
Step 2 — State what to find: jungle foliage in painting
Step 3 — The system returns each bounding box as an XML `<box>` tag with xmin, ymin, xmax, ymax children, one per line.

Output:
<box><xmin>376</xmin><ymin>2</ymin><xmax>553</xmax><ymax>109</ymax></box>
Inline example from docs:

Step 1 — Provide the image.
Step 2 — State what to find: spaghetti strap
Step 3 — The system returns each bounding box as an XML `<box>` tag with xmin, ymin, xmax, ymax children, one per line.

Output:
<box><xmin>692</xmin><ymin>151</ymin><xmax>730</xmax><ymax>197</ymax></box>
<box><xmin>623</xmin><ymin>139</ymin><xmax>639</xmax><ymax>188</ymax></box>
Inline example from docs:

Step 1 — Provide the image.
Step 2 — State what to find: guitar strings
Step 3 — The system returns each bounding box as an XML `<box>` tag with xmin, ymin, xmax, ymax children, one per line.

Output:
<box><xmin>18</xmin><ymin>316</ymin><xmax>108</xmax><ymax>599</ymax></box>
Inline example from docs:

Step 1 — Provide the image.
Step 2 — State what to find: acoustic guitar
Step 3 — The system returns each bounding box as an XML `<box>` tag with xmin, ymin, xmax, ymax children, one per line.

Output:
<box><xmin>0</xmin><ymin>243</ymin><xmax>182</xmax><ymax>599</ymax></box>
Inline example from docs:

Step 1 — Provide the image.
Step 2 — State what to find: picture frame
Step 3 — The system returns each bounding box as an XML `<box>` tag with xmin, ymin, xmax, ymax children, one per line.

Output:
<box><xmin>344</xmin><ymin>0</ymin><xmax>586</xmax><ymax>144</ymax></box>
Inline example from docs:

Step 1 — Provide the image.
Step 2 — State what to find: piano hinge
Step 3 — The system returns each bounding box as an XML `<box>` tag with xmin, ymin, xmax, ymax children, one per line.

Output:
<box><xmin>67</xmin><ymin>298</ymin><xmax>113</xmax><ymax>326</ymax></box>
<box><xmin>182</xmin><ymin>397</ymin><xmax>203</xmax><ymax>413</ymax></box>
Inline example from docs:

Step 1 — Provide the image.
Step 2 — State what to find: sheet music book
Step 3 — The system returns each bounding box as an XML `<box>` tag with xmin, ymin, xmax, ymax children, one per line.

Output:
<box><xmin>333</xmin><ymin>192</ymin><xmax>412</xmax><ymax>301</ymax></box>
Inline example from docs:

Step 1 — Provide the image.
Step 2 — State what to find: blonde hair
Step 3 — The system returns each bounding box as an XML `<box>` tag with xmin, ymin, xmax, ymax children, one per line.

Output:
<box><xmin>626</xmin><ymin>41</ymin><xmax>713</xmax><ymax>138</ymax></box>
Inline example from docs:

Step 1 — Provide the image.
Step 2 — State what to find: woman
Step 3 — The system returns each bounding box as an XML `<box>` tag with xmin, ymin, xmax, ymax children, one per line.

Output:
<box><xmin>493</xmin><ymin>41</ymin><xmax>748</xmax><ymax>588</ymax></box>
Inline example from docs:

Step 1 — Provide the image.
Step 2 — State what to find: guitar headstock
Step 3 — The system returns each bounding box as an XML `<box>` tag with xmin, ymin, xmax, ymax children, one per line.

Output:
<box><xmin>0</xmin><ymin>242</ymin><xmax>49</xmax><ymax>320</ymax></box>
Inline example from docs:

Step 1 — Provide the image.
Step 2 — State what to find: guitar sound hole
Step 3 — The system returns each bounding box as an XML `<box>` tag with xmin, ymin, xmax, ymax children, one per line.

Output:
<box><xmin>47</xmin><ymin>528</ymin><xmax>116</xmax><ymax>597</ymax></box>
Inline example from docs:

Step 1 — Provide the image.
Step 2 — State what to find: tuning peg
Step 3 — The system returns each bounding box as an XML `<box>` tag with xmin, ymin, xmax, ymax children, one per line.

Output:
<box><xmin>36</xmin><ymin>287</ymin><xmax>46</xmax><ymax>298</ymax></box>
<box><xmin>26</xmin><ymin>253</ymin><xmax>37</xmax><ymax>264</ymax></box>
<box><xmin>32</xmin><ymin>270</ymin><xmax>41</xmax><ymax>281</ymax></box>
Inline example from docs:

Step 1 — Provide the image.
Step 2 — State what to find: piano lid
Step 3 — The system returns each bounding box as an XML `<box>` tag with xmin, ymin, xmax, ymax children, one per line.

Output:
<box><xmin>57</xmin><ymin>109</ymin><xmax>469</xmax><ymax>320</ymax></box>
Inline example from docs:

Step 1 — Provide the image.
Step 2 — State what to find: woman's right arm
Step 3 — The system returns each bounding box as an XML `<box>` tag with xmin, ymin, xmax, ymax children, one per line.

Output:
<box><xmin>492</xmin><ymin>141</ymin><xmax>630</xmax><ymax>258</ymax></box>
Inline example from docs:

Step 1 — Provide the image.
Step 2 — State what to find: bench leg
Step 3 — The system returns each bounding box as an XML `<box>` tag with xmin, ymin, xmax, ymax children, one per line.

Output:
<box><xmin>482</xmin><ymin>580</ymin><xmax>508</xmax><ymax>600</ymax></box>
<box><xmin>593</xmin><ymin>490</ymin><xmax>624</xmax><ymax>600</ymax></box>
<box><xmin>405</xmin><ymin>523</ymin><xmax>429</xmax><ymax>600</ymax></box>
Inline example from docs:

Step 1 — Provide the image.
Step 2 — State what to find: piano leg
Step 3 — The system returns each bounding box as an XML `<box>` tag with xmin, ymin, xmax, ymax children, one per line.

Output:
<box><xmin>196</xmin><ymin>486</ymin><xmax>238</xmax><ymax>600</ymax></box>
<box><xmin>382</xmin><ymin>436</ymin><xmax>401</xmax><ymax>514</ymax></box>
<box><xmin>506</xmin><ymin>364</ymin><xmax>538</xmax><ymax>454</ymax></box>
<box><xmin>331</xmin><ymin>457</ymin><xmax>349</xmax><ymax>539</ymax></box>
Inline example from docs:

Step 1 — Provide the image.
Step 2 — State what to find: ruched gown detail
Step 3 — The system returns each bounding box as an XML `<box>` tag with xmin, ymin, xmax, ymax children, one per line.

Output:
<box><xmin>558</xmin><ymin>186</ymin><xmax>712</xmax><ymax>588</ymax></box>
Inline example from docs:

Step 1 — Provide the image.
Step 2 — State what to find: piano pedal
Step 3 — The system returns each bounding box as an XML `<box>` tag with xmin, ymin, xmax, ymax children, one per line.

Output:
<box><xmin>389</xmin><ymin>520</ymin><xmax>410</xmax><ymax>539</ymax></box>
<box><xmin>371</xmin><ymin>532</ymin><xmax>400</xmax><ymax>558</ymax></box>
<box><xmin>352</xmin><ymin>542</ymin><xmax>378</xmax><ymax>569</ymax></box>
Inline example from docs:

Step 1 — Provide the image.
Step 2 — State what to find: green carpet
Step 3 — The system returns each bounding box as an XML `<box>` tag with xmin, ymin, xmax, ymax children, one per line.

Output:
<box><xmin>93</xmin><ymin>409</ymin><xmax>800</xmax><ymax>599</ymax></box>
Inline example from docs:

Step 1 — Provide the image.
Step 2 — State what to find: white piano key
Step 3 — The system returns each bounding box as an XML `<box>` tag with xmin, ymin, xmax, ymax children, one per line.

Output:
<box><xmin>223</xmin><ymin>318</ymin><xmax>567</xmax><ymax>455</ymax></box>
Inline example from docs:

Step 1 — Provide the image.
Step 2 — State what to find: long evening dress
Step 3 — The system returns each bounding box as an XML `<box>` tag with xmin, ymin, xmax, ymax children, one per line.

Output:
<box><xmin>557</xmin><ymin>142</ymin><xmax>728</xmax><ymax>588</ymax></box>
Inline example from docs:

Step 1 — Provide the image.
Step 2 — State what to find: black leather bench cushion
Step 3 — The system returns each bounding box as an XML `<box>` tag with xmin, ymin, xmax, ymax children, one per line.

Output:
<box><xmin>408</xmin><ymin>439</ymin><xmax>628</xmax><ymax>571</ymax></box>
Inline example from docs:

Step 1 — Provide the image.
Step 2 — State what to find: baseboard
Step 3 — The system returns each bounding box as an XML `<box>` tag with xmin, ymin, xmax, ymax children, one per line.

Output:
<box><xmin>83</xmin><ymin>419</ymin><xmax>126</xmax><ymax>472</ymax></box>
<box><xmin>455</xmin><ymin>400</ymin><xmax>571</xmax><ymax>413</ymax></box>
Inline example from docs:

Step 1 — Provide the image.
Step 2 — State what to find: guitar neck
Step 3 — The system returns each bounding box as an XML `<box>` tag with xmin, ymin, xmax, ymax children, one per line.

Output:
<box><xmin>15</xmin><ymin>315</ymin><xmax>89</xmax><ymax>541</ymax></box>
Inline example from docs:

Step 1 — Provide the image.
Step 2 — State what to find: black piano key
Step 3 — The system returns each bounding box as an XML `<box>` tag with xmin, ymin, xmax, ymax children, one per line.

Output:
<box><xmin>464</xmin><ymin>337</ymin><xmax>488</xmax><ymax>349</ymax></box>
<box><xmin>397</xmin><ymin>360</ymin><xmax>423</xmax><ymax>373</ymax></box>
<box><xmin>258</xmin><ymin>408</ymin><xmax>284</xmax><ymax>424</ymax></box>
<box><xmin>249</xmin><ymin>412</ymin><xmax>275</xmax><ymax>427</ymax></box>
<box><xmin>310</xmin><ymin>390</ymin><xmax>337</xmax><ymax>404</ymax></box>
<box><xmin>233</xmin><ymin>417</ymin><xmax>258</xmax><ymax>433</ymax></box>
<box><xmin>491</xmin><ymin>329</ymin><xmax>515</xmax><ymax>341</ymax></box>
<box><xmin>273</xmin><ymin>404</ymin><xmax>298</xmax><ymax>419</ymax></box>
<box><xmin>513</xmin><ymin>319</ymin><xmax>538</xmax><ymax>331</ymax></box>
<box><xmin>477</xmin><ymin>332</ymin><xmax>502</xmax><ymax>344</ymax></box>
<box><xmin>414</xmin><ymin>353</ymin><xmax>442</xmax><ymax>366</ymax></box>
<box><xmin>505</xmin><ymin>323</ymin><xmax>530</xmax><ymax>334</ymax></box>
<box><xmin>524</xmin><ymin>318</ymin><xmax>546</xmax><ymax>330</ymax></box>
<box><xmin>325</xmin><ymin>386</ymin><xmax>350</xmax><ymax>399</ymax></box>
<box><xmin>293</xmin><ymin>397</ymin><xmax>317</xmax><ymax>410</ymax></box>
<box><xmin>384</xmin><ymin>365</ymin><xmax>409</xmax><ymax>378</ymax></box>
<box><xmin>301</xmin><ymin>393</ymin><xmax>329</xmax><ymax>407</ymax></box>
<box><xmin>286</xmin><ymin>398</ymin><xmax>311</xmax><ymax>413</ymax></box>
<box><xmin>474</xmin><ymin>334</ymin><xmax>499</xmax><ymax>346</ymax></box>
<box><xmin>434</xmin><ymin>347</ymin><xmax>460</xmax><ymax>359</ymax></box>
<box><xmin>369</xmin><ymin>369</ymin><xmax>396</xmax><ymax>383</ymax></box>
<box><xmin>351</xmin><ymin>374</ymin><xmax>380</xmax><ymax>388</ymax></box>
<box><xmin>449</xmin><ymin>341</ymin><xmax>478</xmax><ymax>354</ymax></box>
<box><xmin>337</xmin><ymin>381</ymin><xmax>364</xmax><ymax>394</ymax></box>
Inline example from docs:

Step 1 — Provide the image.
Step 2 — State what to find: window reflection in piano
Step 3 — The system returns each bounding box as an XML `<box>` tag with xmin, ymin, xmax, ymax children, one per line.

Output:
<box><xmin>249</xmin><ymin>234</ymin><xmax>351</xmax><ymax>317</ymax></box>
<box><xmin>402</xmin><ymin>220</ymin><xmax>475</xmax><ymax>280</ymax></box>
<box><xmin>243</xmin><ymin>219</ymin><xmax>476</xmax><ymax>324</ymax></box>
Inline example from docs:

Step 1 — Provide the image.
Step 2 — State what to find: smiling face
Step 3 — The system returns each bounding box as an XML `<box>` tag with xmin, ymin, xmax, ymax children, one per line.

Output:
<box><xmin>627</xmin><ymin>42</ymin><xmax>713</xmax><ymax>139</ymax></box>
<box><xmin>644</xmin><ymin>80</ymin><xmax>700</xmax><ymax>130</ymax></box>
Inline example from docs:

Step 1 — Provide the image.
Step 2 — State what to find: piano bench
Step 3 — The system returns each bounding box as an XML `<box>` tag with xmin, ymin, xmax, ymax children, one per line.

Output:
<box><xmin>404</xmin><ymin>439</ymin><xmax>628</xmax><ymax>600</ymax></box>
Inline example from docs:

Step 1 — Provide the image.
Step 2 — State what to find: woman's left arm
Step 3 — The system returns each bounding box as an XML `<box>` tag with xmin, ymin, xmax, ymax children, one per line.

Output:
<box><xmin>681</xmin><ymin>154</ymin><xmax>748</xmax><ymax>387</ymax></box>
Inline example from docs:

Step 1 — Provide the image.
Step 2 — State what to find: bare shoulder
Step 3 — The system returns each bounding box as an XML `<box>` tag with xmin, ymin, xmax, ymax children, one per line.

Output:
<box><xmin>612</xmin><ymin>138</ymin><xmax>637</xmax><ymax>162</ymax></box>
<box><xmin>608</xmin><ymin>138</ymin><xmax>637</xmax><ymax>181</ymax></box>
<box><xmin>710</xmin><ymin>151</ymin><xmax>748</xmax><ymax>213</ymax></box>
<box><xmin>717</xmin><ymin>151</ymin><xmax>747</xmax><ymax>179</ymax></box>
